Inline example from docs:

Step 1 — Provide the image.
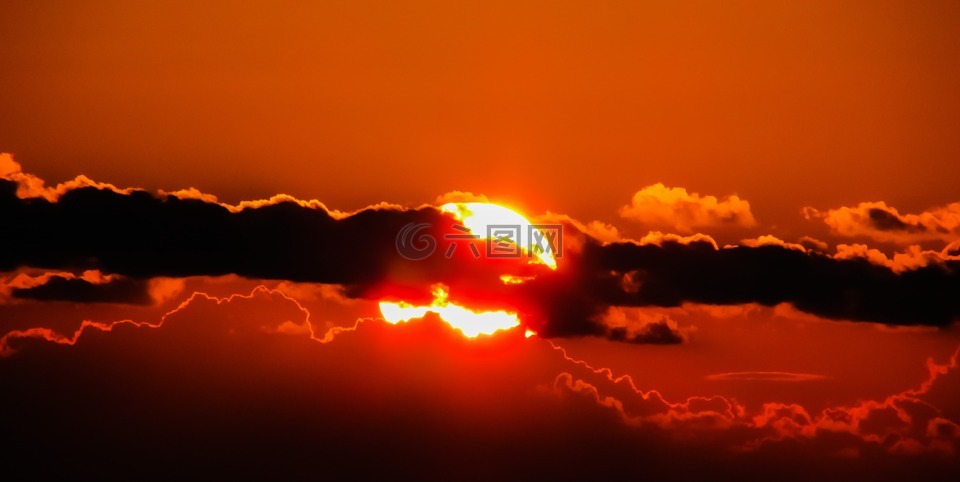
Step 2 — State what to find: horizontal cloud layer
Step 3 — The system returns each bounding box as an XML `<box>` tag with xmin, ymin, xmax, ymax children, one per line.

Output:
<box><xmin>577</xmin><ymin>240</ymin><xmax>960</xmax><ymax>327</ymax></box>
<box><xmin>3</xmin><ymin>158</ymin><xmax>959</xmax><ymax>342</ymax></box>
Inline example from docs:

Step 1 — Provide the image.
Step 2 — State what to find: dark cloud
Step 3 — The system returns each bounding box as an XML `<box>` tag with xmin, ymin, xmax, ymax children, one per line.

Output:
<box><xmin>508</xmin><ymin>237</ymin><xmax>960</xmax><ymax>338</ymax></box>
<box><xmin>948</xmin><ymin>242</ymin><xmax>960</xmax><ymax>257</ymax></box>
<box><xmin>798</xmin><ymin>236</ymin><xmax>829</xmax><ymax>253</ymax></box>
<box><xmin>3</xmin><ymin>179</ymin><xmax>959</xmax><ymax>344</ymax></box>
<box><xmin>12</xmin><ymin>275</ymin><xmax>152</xmax><ymax>305</ymax></box>
<box><xmin>0</xmin><ymin>179</ymin><xmax>485</xmax><ymax>285</ymax></box>
<box><xmin>576</xmin><ymin>240</ymin><xmax>960</xmax><ymax>327</ymax></box>
<box><xmin>607</xmin><ymin>320</ymin><xmax>684</xmax><ymax>345</ymax></box>
<box><xmin>868</xmin><ymin>208</ymin><xmax>924</xmax><ymax>233</ymax></box>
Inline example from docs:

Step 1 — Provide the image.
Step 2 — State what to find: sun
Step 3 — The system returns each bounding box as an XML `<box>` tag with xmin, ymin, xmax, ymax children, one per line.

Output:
<box><xmin>440</xmin><ymin>202</ymin><xmax>558</xmax><ymax>269</ymax></box>
<box><xmin>378</xmin><ymin>201</ymin><xmax>553</xmax><ymax>338</ymax></box>
<box><xmin>379</xmin><ymin>284</ymin><xmax>521</xmax><ymax>338</ymax></box>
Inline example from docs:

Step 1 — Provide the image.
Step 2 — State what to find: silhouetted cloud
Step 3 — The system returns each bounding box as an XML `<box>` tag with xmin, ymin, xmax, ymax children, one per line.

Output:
<box><xmin>557</xmin><ymin>239</ymin><xmax>960</xmax><ymax>328</ymax></box>
<box><xmin>3</xmin><ymin>159</ymin><xmax>960</xmax><ymax>343</ymax></box>
<box><xmin>595</xmin><ymin>307</ymin><xmax>688</xmax><ymax>344</ymax></box>
<box><xmin>12</xmin><ymin>276</ymin><xmax>153</xmax><ymax>305</ymax></box>
<box><xmin>0</xmin><ymin>178</ymin><xmax>456</xmax><ymax>285</ymax></box>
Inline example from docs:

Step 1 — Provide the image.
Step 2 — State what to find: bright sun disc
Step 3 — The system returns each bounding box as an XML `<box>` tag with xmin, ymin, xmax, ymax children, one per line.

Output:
<box><xmin>440</xmin><ymin>202</ymin><xmax>557</xmax><ymax>269</ymax></box>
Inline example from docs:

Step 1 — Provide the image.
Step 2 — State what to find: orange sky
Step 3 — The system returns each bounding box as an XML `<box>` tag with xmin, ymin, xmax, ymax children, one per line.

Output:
<box><xmin>3</xmin><ymin>0</ymin><xmax>960</xmax><ymax>231</ymax></box>
<box><xmin>2</xmin><ymin>1</ymin><xmax>960</xmax><ymax>479</ymax></box>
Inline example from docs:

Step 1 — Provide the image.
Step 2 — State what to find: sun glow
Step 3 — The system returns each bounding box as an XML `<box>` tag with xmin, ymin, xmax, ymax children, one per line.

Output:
<box><xmin>378</xmin><ymin>202</ymin><xmax>551</xmax><ymax>339</ymax></box>
<box><xmin>499</xmin><ymin>274</ymin><xmax>536</xmax><ymax>285</ymax></box>
<box><xmin>440</xmin><ymin>202</ymin><xmax>558</xmax><ymax>269</ymax></box>
<box><xmin>378</xmin><ymin>284</ymin><xmax>521</xmax><ymax>338</ymax></box>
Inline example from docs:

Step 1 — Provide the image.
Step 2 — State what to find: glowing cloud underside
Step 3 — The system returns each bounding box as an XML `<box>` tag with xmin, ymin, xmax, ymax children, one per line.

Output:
<box><xmin>440</xmin><ymin>202</ymin><xmax>557</xmax><ymax>269</ymax></box>
<box><xmin>379</xmin><ymin>285</ymin><xmax>521</xmax><ymax>338</ymax></box>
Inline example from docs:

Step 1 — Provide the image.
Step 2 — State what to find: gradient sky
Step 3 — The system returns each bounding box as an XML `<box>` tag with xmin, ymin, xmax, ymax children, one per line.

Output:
<box><xmin>3</xmin><ymin>1</ymin><xmax>960</xmax><ymax>225</ymax></box>
<box><xmin>2</xmin><ymin>1</ymin><xmax>960</xmax><ymax>480</ymax></box>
